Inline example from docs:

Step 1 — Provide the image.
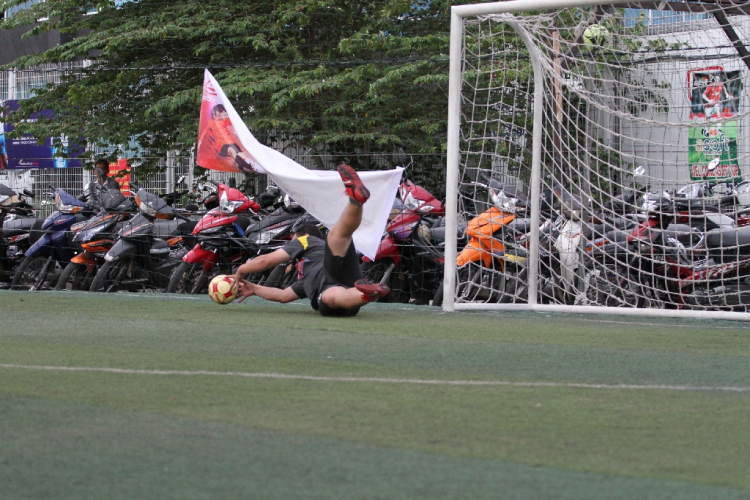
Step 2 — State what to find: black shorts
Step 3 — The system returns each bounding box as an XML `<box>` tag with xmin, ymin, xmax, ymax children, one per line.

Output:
<box><xmin>316</xmin><ymin>239</ymin><xmax>363</xmax><ymax>317</ymax></box>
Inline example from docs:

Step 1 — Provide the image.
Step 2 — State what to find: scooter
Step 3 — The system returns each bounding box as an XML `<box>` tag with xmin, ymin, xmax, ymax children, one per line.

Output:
<box><xmin>167</xmin><ymin>180</ymin><xmax>259</xmax><ymax>294</ymax></box>
<box><xmin>89</xmin><ymin>186</ymin><xmax>193</xmax><ymax>292</ymax></box>
<box><xmin>360</xmin><ymin>179</ymin><xmax>446</xmax><ymax>303</ymax></box>
<box><xmin>451</xmin><ymin>175</ymin><xmax>528</xmax><ymax>303</ymax></box>
<box><xmin>11</xmin><ymin>185</ymin><xmax>93</xmax><ymax>290</ymax></box>
<box><xmin>55</xmin><ymin>186</ymin><xmax>136</xmax><ymax>291</ymax></box>
<box><xmin>0</xmin><ymin>184</ymin><xmax>41</xmax><ymax>286</ymax></box>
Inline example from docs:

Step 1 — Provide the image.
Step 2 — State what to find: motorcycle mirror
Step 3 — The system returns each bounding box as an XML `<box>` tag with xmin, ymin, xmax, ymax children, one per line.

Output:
<box><xmin>176</xmin><ymin>175</ymin><xmax>186</xmax><ymax>185</ymax></box>
<box><xmin>707</xmin><ymin>158</ymin><xmax>720</xmax><ymax>171</ymax></box>
<box><xmin>633</xmin><ymin>165</ymin><xmax>645</xmax><ymax>177</ymax></box>
<box><xmin>396</xmin><ymin>148</ymin><xmax>408</xmax><ymax>164</ymax></box>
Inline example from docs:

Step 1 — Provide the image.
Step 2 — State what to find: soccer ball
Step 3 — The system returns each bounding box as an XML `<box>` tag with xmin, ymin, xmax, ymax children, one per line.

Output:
<box><xmin>582</xmin><ymin>24</ymin><xmax>610</xmax><ymax>48</ymax></box>
<box><xmin>208</xmin><ymin>275</ymin><xmax>237</xmax><ymax>305</ymax></box>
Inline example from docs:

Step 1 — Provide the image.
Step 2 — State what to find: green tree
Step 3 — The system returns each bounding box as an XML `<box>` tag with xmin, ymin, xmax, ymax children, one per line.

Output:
<box><xmin>0</xmin><ymin>0</ymin><xmax>455</xmax><ymax>177</ymax></box>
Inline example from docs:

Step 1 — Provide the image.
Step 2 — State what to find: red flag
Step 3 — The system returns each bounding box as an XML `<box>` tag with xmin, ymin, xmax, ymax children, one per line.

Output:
<box><xmin>196</xmin><ymin>76</ymin><xmax>258</xmax><ymax>173</ymax></box>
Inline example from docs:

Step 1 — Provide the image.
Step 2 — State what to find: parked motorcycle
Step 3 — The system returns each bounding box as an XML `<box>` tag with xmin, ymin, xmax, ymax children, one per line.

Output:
<box><xmin>584</xmin><ymin>195</ymin><xmax>750</xmax><ymax>310</ymax></box>
<box><xmin>89</xmin><ymin>186</ymin><xmax>194</xmax><ymax>292</ymax></box>
<box><xmin>443</xmin><ymin>175</ymin><xmax>528</xmax><ymax>304</ymax></box>
<box><xmin>55</xmin><ymin>186</ymin><xmax>136</xmax><ymax>291</ymax></box>
<box><xmin>361</xmin><ymin>178</ymin><xmax>446</xmax><ymax>304</ymax></box>
<box><xmin>0</xmin><ymin>184</ymin><xmax>41</xmax><ymax>286</ymax></box>
<box><xmin>11</xmin><ymin>185</ymin><xmax>93</xmax><ymax>290</ymax></box>
<box><xmin>167</xmin><ymin>180</ymin><xmax>259</xmax><ymax>294</ymax></box>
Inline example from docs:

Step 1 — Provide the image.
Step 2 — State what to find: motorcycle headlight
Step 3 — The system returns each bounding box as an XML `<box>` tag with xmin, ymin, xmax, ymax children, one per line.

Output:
<box><xmin>55</xmin><ymin>193</ymin><xmax>82</xmax><ymax>214</ymax></box>
<box><xmin>135</xmin><ymin>195</ymin><xmax>157</xmax><ymax>217</ymax></box>
<box><xmin>490</xmin><ymin>190</ymin><xmax>518</xmax><ymax>214</ymax></box>
<box><xmin>284</xmin><ymin>194</ymin><xmax>299</xmax><ymax>210</ymax></box>
<box><xmin>402</xmin><ymin>191</ymin><xmax>425</xmax><ymax>211</ymax></box>
<box><xmin>220</xmin><ymin>191</ymin><xmax>245</xmax><ymax>214</ymax></box>
<box><xmin>251</xmin><ymin>225</ymin><xmax>287</xmax><ymax>245</ymax></box>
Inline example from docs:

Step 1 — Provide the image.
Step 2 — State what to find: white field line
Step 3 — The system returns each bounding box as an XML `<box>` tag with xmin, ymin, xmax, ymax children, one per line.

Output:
<box><xmin>0</xmin><ymin>363</ymin><xmax>748</xmax><ymax>393</ymax></box>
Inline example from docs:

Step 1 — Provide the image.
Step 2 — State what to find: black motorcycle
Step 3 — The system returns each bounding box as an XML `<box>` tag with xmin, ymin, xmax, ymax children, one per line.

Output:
<box><xmin>89</xmin><ymin>186</ymin><xmax>194</xmax><ymax>292</ymax></box>
<box><xmin>0</xmin><ymin>184</ymin><xmax>41</xmax><ymax>286</ymax></box>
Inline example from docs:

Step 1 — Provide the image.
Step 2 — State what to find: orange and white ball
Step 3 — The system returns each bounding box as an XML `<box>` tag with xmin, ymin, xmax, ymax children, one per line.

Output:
<box><xmin>208</xmin><ymin>275</ymin><xmax>237</xmax><ymax>305</ymax></box>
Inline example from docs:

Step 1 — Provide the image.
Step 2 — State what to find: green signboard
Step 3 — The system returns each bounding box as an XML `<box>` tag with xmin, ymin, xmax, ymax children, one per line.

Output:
<box><xmin>688</xmin><ymin>121</ymin><xmax>741</xmax><ymax>181</ymax></box>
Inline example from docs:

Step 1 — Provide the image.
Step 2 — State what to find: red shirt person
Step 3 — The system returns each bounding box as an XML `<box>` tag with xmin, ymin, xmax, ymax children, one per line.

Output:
<box><xmin>197</xmin><ymin>104</ymin><xmax>257</xmax><ymax>173</ymax></box>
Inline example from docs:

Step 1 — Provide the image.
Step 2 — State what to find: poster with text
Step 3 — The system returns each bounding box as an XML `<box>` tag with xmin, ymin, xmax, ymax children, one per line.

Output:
<box><xmin>0</xmin><ymin>100</ymin><xmax>83</xmax><ymax>170</ymax></box>
<box><xmin>688</xmin><ymin>121</ymin><xmax>741</xmax><ymax>181</ymax></box>
<box><xmin>687</xmin><ymin>68</ymin><xmax>742</xmax><ymax>180</ymax></box>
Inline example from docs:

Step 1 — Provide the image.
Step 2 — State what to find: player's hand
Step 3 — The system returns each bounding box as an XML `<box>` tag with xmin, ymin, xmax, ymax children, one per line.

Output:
<box><xmin>237</xmin><ymin>279</ymin><xmax>255</xmax><ymax>303</ymax></box>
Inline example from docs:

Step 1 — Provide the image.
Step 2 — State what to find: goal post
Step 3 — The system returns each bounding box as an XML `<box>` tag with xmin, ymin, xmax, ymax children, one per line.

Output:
<box><xmin>444</xmin><ymin>0</ymin><xmax>750</xmax><ymax>320</ymax></box>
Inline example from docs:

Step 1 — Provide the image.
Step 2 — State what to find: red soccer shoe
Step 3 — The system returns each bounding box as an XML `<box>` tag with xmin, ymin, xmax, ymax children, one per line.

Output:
<box><xmin>338</xmin><ymin>164</ymin><xmax>370</xmax><ymax>205</ymax></box>
<box><xmin>355</xmin><ymin>279</ymin><xmax>389</xmax><ymax>302</ymax></box>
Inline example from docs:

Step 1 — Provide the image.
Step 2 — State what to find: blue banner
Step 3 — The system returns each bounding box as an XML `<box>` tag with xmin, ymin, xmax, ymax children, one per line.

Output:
<box><xmin>0</xmin><ymin>100</ymin><xmax>83</xmax><ymax>170</ymax></box>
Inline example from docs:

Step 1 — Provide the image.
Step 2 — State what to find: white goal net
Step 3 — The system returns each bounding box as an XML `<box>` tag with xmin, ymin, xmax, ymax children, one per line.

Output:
<box><xmin>444</xmin><ymin>0</ymin><xmax>750</xmax><ymax>319</ymax></box>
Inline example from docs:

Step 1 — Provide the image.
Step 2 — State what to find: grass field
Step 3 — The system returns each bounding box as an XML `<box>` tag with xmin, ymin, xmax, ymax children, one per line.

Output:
<box><xmin>1</xmin><ymin>290</ymin><xmax>749</xmax><ymax>499</ymax></box>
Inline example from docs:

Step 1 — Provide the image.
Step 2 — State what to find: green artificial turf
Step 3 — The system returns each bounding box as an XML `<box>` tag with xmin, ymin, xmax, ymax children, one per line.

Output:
<box><xmin>0</xmin><ymin>290</ymin><xmax>749</xmax><ymax>499</ymax></box>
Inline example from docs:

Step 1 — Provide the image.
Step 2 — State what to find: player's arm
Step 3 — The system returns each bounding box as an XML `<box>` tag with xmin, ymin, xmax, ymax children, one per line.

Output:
<box><xmin>237</xmin><ymin>281</ymin><xmax>299</xmax><ymax>304</ymax></box>
<box><xmin>234</xmin><ymin>248</ymin><xmax>292</xmax><ymax>283</ymax></box>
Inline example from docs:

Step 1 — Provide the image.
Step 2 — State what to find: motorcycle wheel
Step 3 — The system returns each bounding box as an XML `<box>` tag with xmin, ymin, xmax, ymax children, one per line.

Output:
<box><xmin>11</xmin><ymin>256</ymin><xmax>51</xmax><ymax>290</ymax></box>
<box><xmin>432</xmin><ymin>284</ymin><xmax>443</xmax><ymax>307</ymax></box>
<box><xmin>167</xmin><ymin>261</ymin><xmax>205</xmax><ymax>294</ymax></box>
<box><xmin>584</xmin><ymin>265</ymin><xmax>639</xmax><ymax>307</ymax></box>
<box><xmin>501</xmin><ymin>274</ymin><xmax>528</xmax><ymax>304</ymax></box>
<box><xmin>360</xmin><ymin>261</ymin><xmax>409</xmax><ymax>303</ymax></box>
<box><xmin>90</xmin><ymin>259</ymin><xmax>129</xmax><ymax>293</ymax></box>
<box><xmin>55</xmin><ymin>262</ymin><xmax>96</xmax><ymax>291</ymax></box>
<box><xmin>190</xmin><ymin>270</ymin><xmax>213</xmax><ymax>295</ymax></box>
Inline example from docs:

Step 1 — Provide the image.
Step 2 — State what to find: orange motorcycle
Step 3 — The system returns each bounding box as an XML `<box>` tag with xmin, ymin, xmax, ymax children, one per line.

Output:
<box><xmin>453</xmin><ymin>179</ymin><xmax>529</xmax><ymax>303</ymax></box>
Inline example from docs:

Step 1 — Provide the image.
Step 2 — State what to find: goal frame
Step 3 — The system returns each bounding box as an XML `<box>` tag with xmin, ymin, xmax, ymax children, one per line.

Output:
<box><xmin>443</xmin><ymin>0</ymin><xmax>750</xmax><ymax>321</ymax></box>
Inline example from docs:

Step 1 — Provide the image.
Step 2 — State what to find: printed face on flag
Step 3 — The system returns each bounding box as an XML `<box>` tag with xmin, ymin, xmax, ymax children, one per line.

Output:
<box><xmin>196</xmin><ymin>77</ymin><xmax>258</xmax><ymax>174</ymax></box>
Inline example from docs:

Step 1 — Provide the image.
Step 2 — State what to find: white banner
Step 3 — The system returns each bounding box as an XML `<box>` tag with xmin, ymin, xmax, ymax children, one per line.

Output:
<box><xmin>198</xmin><ymin>70</ymin><xmax>402</xmax><ymax>259</ymax></box>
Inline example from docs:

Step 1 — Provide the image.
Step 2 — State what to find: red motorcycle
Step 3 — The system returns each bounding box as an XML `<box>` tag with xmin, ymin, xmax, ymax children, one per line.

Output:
<box><xmin>360</xmin><ymin>179</ymin><xmax>446</xmax><ymax>304</ymax></box>
<box><xmin>167</xmin><ymin>180</ymin><xmax>259</xmax><ymax>294</ymax></box>
<box><xmin>586</xmin><ymin>196</ymin><xmax>750</xmax><ymax>310</ymax></box>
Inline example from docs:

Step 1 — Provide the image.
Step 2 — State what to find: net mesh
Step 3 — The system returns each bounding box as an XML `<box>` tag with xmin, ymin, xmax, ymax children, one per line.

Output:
<box><xmin>452</xmin><ymin>3</ymin><xmax>750</xmax><ymax>312</ymax></box>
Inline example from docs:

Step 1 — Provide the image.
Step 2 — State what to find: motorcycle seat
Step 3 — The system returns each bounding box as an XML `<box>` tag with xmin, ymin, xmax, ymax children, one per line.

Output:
<box><xmin>705</xmin><ymin>227</ymin><xmax>750</xmax><ymax>249</ymax></box>
<box><xmin>153</xmin><ymin>219</ymin><xmax>180</xmax><ymax>237</ymax></box>
<box><xmin>504</xmin><ymin>218</ymin><xmax>531</xmax><ymax>235</ymax></box>
<box><xmin>175</xmin><ymin>220</ymin><xmax>198</xmax><ymax>234</ymax></box>
<box><xmin>429</xmin><ymin>223</ymin><xmax>467</xmax><ymax>243</ymax></box>
<box><xmin>1</xmin><ymin>216</ymin><xmax>43</xmax><ymax>236</ymax></box>
<box><xmin>663</xmin><ymin>224</ymin><xmax>700</xmax><ymax>247</ymax></box>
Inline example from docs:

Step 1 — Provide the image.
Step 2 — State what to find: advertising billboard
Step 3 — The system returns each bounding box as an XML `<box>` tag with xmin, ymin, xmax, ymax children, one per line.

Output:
<box><xmin>687</xmin><ymin>67</ymin><xmax>742</xmax><ymax>181</ymax></box>
<box><xmin>0</xmin><ymin>99</ymin><xmax>83</xmax><ymax>170</ymax></box>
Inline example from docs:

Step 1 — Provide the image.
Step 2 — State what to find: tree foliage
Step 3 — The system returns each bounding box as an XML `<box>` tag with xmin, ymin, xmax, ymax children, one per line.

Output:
<box><xmin>0</xmin><ymin>0</ymin><xmax>455</xmax><ymax>174</ymax></box>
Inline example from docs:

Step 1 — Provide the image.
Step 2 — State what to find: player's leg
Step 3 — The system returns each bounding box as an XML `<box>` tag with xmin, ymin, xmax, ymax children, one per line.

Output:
<box><xmin>317</xmin><ymin>164</ymin><xmax>387</xmax><ymax>314</ymax></box>
<box><xmin>320</xmin><ymin>281</ymin><xmax>389</xmax><ymax>311</ymax></box>
<box><xmin>326</xmin><ymin>164</ymin><xmax>370</xmax><ymax>257</ymax></box>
